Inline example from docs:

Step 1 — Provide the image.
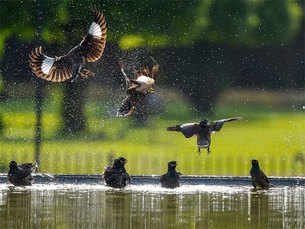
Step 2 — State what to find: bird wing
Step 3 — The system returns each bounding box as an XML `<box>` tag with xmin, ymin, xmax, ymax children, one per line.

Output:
<box><xmin>180</xmin><ymin>123</ymin><xmax>201</xmax><ymax>138</ymax></box>
<box><xmin>260</xmin><ymin>170</ymin><xmax>270</xmax><ymax>184</ymax></box>
<box><xmin>16</xmin><ymin>164</ymin><xmax>33</xmax><ymax>179</ymax></box>
<box><xmin>68</xmin><ymin>9</ymin><xmax>107</xmax><ymax>62</ymax></box>
<box><xmin>252</xmin><ymin>169</ymin><xmax>270</xmax><ymax>189</ymax></box>
<box><xmin>209</xmin><ymin>117</ymin><xmax>242</xmax><ymax>132</ymax></box>
<box><xmin>160</xmin><ymin>173</ymin><xmax>167</xmax><ymax>184</ymax></box>
<box><xmin>150</xmin><ymin>56</ymin><xmax>160</xmax><ymax>79</ymax></box>
<box><xmin>29</xmin><ymin>46</ymin><xmax>73</xmax><ymax>82</ymax></box>
<box><xmin>118</xmin><ymin>59</ymin><xmax>131</xmax><ymax>85</ymax></box>
<box><xmin>136</xmin><ymin>62</ymin><xmax>159</xmax><ymax>79</ymax></box>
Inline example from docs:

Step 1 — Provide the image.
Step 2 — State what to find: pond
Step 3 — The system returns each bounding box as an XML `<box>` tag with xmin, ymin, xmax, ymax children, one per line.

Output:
<box><xmin>0</xmin><ymin>182</ymin><xmax>304</xmax><ymax>228</ymax></box>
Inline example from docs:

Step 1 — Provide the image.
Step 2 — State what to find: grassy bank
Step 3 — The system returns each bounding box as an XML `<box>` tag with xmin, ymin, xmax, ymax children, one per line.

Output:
<box><xmin>0</xmin><ymin>89</ymin><xmax>304</xmax><ymax>176</ymax></box>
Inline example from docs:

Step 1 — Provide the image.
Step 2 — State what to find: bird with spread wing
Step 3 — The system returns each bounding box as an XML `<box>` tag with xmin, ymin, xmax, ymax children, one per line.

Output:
<box><xmin>29</xmin><ymin>9</ymin><xmax>107</xmax><ymax>82</ymax></box>
<box><xmin>117</xmin><ymin>57</ymin><xmax>159</xmax><ymax>117</ymax></box>
<box><xmin>167</xmin><ymin>117</ymin><xmax>242</xmax><ymax>154</ymax></box>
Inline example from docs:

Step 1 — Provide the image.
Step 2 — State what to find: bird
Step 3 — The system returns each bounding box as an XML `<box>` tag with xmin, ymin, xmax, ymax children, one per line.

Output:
<box><xmin>29</xmin><ymin>9</ymin><xmax>107</xmax><ymax>82</ymax></box>
<box><xmin>117</xmin><ymin>57</ymin><xmax>159</xmax><ymax>117</ymax></box>
<box><xmin>103</xmin><ymin>157</ymin><xmax>131</xmax><ymax>188</ymax></box>
<box><xmin>8</xmin><ymin>160</ymin><xmax>37</xmax><ymax>186</ymax></box>
<box><xmin>160</xmin><ymin>161</ymin><xmax>181</xmax><ymax>189</ymax></box>
<box><xmin>250</xmin><ymin>159</ymin><xmax>271</xmax><ymax>190</ymax></box>
<box><xmin>166</xmin><ymin>117</ymin><xmax>242</xmax><ymax>153</ymax></box>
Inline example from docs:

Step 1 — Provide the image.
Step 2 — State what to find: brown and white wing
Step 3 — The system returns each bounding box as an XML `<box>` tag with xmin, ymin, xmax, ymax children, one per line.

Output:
<box><xmin>73</xmin><ymin>10</ymin><xmax>107</xmax><ymax>62</ymax></box>
<box><xmin>136</xmin><ymin>63</ymin><xmax>159</xmax><ymax>79</ymax></box>
<box><xmin>136</xmin><ymin>65</ymin><xmax>150</xmax><ymax>78</ymax></box>
<box><xmin>150</xmin><ymin>56</ymin><xmax>160</xmax><ymax>79</ymax></box>
<box><xmin>29</xmin><ymin>47</ymin><xmax>73</xmax><ymax>82</ymax></box>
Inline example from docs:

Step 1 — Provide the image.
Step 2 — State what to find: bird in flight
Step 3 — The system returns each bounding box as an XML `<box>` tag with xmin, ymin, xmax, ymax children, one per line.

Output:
<box><xmin>250</xmin><ymin>159</ymin><xmax>271</xmax><ymax>190</ymax></box>
<box><xmin>117</xmin><ymin>57</ymin><xmax>159</xmax><ymax>117</ymax></box>
<box><xmin>29</xmin><ymin>9</ymin><xmax>107</xmax><ymax>82</ymax></box>
<box><xmin>167</xmin><ymin>117</ymin><xmax>242</xmax><ymax>153</ymax></box>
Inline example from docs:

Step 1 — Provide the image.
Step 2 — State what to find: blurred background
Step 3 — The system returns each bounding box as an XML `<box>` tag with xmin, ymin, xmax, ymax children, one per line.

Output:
<box><xmin>0</xmin><ymin>0</ymin><xmax>304</xmax><ymax>176</ymax></box>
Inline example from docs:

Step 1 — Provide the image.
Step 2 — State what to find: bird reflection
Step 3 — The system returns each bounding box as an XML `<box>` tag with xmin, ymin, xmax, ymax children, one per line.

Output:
<box><xmin>3</xmin><ymin>190</ymin><xmax>32</xmax><ymax>228</ymax></box>
<box><xmin>249</xmin><ymin>192</ymin><xmax>282</xmax><ymax>228</ymax></box>
<box><xmin>103</xmin><ymin>191</ymin><xmax>131</xmax><ymax>229</ymax></box>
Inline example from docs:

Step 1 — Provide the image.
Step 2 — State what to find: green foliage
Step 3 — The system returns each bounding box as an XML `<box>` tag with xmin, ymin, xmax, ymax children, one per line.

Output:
<box><xmin>192</xmin><ymin>0</ymin><xmax>303</xmax><ymax>46</ymax></box>
<box><xmin>0</xmin><ymin>0</ymin><xmax>302</xmax><ymax>55</ymax></box>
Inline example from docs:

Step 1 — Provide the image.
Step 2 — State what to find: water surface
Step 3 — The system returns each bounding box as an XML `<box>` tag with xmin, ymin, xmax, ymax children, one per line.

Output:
<box><xmin>0</xmin><ymin>184</ymin><xmax>304</xmax><ymax>228</ymax></box>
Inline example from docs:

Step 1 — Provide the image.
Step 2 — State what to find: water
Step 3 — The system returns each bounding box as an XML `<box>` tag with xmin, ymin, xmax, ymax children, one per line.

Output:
<box><xmin>0</xmin><ymin>184</ymin><xmax>304</xmax><ymax>229</ymax></box>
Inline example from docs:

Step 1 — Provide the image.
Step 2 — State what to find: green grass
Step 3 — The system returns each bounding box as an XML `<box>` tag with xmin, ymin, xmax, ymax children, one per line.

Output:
<box><xmin>0</xmin><ymin>96</ymin><xmax>304</xmax><ymax>176</ymax></box>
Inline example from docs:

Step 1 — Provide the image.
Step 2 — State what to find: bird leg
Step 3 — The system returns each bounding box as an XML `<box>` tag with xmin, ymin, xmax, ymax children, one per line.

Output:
<box><xmin>77</xmin><ymin>71</ymin><xmax>87</xmax><ymax>79</ymax></box>
<box><xmin>70</xmin><ymin>64</ymin><xmax>83</xmax><ymax>82</ymax></box>
<box><xmin>81</xmin><ymin>68</ymin><xmax>95</xmax><ymax>78</ymax></box>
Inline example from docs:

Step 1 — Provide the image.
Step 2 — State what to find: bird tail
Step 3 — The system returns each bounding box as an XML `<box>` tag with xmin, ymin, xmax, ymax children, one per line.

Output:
<box><xmin>166</xmin><ymin>126</ymin><xmax>181</xmax><ymax>132</ymax></box>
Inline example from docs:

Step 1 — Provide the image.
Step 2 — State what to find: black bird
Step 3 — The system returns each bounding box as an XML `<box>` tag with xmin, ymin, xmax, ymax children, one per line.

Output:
<box><xmin>8</xmin><ymin>161</ymin><xmax>37</xmax><ymax>186</ymax></box>
<box><xmin>117</xmin><ymin>58</ymin><xmax>159</xmax><ymax>117</ymax></box>
<box><xmin>160</xmin><ymin>161</ymin><xmax>181</xmax><ymax>189</ymax></box>
<box><xmin>29</xmin><ymin>9</ymin><xmax>107</xmax><ymax>82</ymax></box>
<box><xmin>167</xmin><ymin>117</ymin><xmax>242</xmax><ymax>153</ymax></box>
<box><xmin>103</xmin><ymin>157</ymin><xmax>131</xmax><ymax>188</ymax></box>
<box><xmin>250</xmin><ymin>159</ymin><xmax>271</xmax><ymax>190</ymax></box>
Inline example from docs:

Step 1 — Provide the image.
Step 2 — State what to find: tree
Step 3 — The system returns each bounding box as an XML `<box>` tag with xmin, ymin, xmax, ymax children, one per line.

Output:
<box><xmin>0</xmin><ymin>73</ymin><xmax>3</xmax><ymax>135</ymax></box>
<box><xmin>0</xmin><ymin>0</ymin><xmax>303</xmax><ymax>129</ymax></box>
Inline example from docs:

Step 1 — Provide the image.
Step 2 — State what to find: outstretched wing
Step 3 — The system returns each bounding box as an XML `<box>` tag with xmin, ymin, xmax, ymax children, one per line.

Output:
<box><xmin>150</xmin><ymin>56</ymin><xmax>160</xmax><ymax>79</ymax></box>
<box><xmin>29</xmin><ymin>46</ymin><xmax>73</xmax><ymax>82</ymax></box>
<box><xmin>70</xmin><ymin>9</ymin><xmax>107</xmax><ymax>62</ymax></box>
<box><xmin>209</xmin><ymin>117</ymin><xmax>242</xmax><ymax>132</ymax></box>
<box><xmin>136</xmin><ymin>59</ymin><xmax>159</xmax><ymax>79</ymax></box>
<box><xmin>180</xmin><ymin>123</ymin><xmax>201</xmax><ymax>138</ymax></box>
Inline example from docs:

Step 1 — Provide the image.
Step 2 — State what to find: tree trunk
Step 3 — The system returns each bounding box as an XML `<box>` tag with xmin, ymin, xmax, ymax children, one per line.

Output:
<box><xmin>155</xmin><ymin>41</ymin><xmax>233</xmax><ymax>114</ymax></box>
<box><xmin>60</xmin><ymin>81</ymin><xmax>87</xmax><ymax>136</ymax></box>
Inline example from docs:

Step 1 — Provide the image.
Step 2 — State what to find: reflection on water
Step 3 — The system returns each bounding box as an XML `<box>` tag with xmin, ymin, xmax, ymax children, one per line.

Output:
<box><xmin>0</xmin><ymin>184</ymin><xmax>304</xmax><ymax>229</ymax></box>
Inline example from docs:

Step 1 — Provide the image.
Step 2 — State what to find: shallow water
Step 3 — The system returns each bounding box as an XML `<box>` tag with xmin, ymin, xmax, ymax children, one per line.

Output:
<box><xmin>0</xmin><ymin>184</ymin><xmax>304</xmax><ymax>229</ymax></box>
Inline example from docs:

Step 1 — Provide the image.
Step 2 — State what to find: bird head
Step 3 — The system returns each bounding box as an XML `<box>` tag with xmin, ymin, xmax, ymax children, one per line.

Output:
<box><xmin>251</xmin><ymin>159</ymin><xmax>259</xmax><ymax>168</ymax></box>
<box><xmin>113</xmin><ymin>157</ymin><xmax>127</xmax><ymax>169</ymax></box>
<box><xmin>199</xmin><ymin>120</ymin><xmax>208</xmax><ymax>128</ymax></box>
<box><xmin>118</xmin><ymin>157</ymin><xmax>127</xmax><ymax>166</ymax></box>
<box><xmin>168</xmin><ymin>160</ymin><xmax>177</xmax><ymax>170</ymax></box>
<box><xmin>9</xmin><ymin>160</ymin><xmax>17</xmax><ymax>168</ymax></box>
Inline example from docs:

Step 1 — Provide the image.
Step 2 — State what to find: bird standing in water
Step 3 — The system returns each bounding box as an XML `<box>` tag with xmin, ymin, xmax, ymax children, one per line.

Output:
<box><xmin>8</xmin><ymin>161</ymin><xmax>37</xmax><ymax>186</ymax></box>
<box><xmin>29</xmin><ymin>9</ymin><xmax>107</xmax><ymax>82</ymax></box>
<box><xmin>160</xmin><ymin>161</ymin><xmax>181</xmax><ymax>189</ymax></box>
<box><xmin>103</xmin><ymin>157</ymin><xmax>131</xmax><ymax>188</ymax></box>
<box><xmin>117</xmin><ymin>57</ymin><xmax>159</xmax><ymax>117</ymax></box>
<box><xmin>166</xmin><ymin>117</ymin><xmax>242</xmax><ymax>154</ymax></box>
<box><xmin>250</xmin><ymin>159</ymin><xmax>271</xmax><ymax>190</ymax></box>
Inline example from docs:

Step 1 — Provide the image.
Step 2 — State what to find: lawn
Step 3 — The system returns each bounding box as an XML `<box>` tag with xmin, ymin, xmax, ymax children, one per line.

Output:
<box><xmin>0</xmin><ymin>88</ymin><xmax>304</xmax><ymax>176</ymax></box>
